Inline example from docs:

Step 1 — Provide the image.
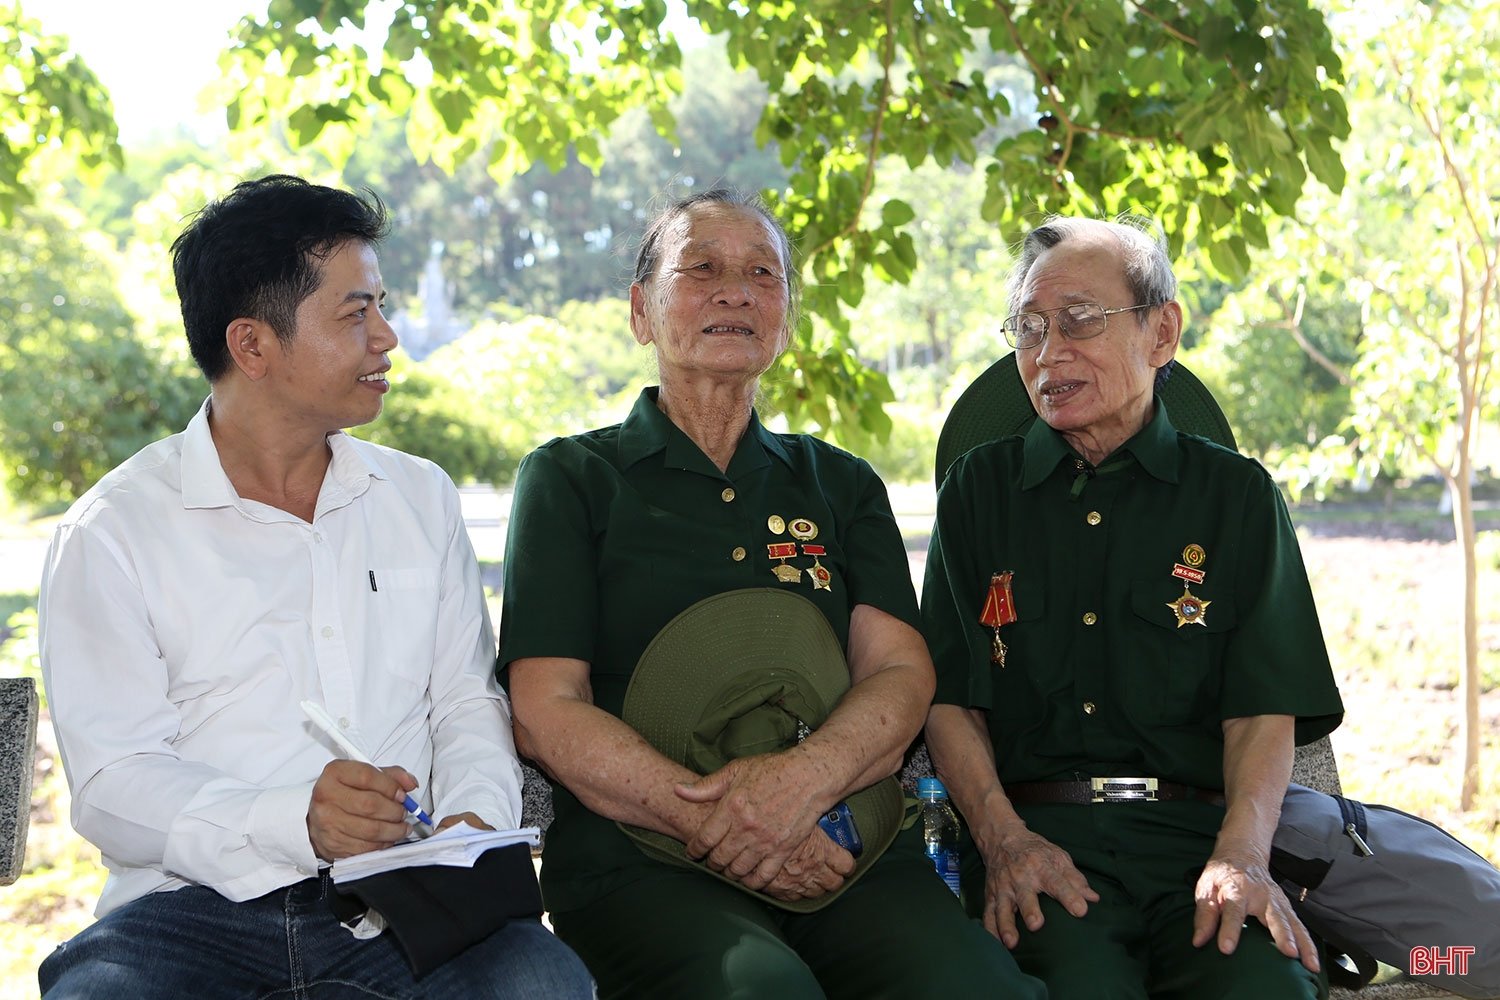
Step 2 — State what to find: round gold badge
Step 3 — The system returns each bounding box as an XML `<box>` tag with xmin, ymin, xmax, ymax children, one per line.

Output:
<box><xmin>788</xmin><ymin>518</ymin><xmax>819</xmax><ymax>541</ymax></box>
<box><xmin>1182</xmin><ymin>544</ymin><xmax>1206</xmax><ymax>568</ymax></box>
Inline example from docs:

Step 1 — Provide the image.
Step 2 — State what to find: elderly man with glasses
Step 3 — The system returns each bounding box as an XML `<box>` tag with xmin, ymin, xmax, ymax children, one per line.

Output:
<box><xmin>919</xmin><ymin>216</ymin><xmax>1344</xmax><ymax>999</ymax></box>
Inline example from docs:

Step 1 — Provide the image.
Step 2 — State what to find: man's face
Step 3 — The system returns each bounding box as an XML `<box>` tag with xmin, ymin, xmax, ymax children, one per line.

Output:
<box><xmin>262</xmin><ymin>240</ymin><xmax>396</xmax><ymax>433</ymax></box>
<box><xmin>1014</xmin><ymin>235</ymin><xmax>1176</xmax><ymax>459</ymax></box>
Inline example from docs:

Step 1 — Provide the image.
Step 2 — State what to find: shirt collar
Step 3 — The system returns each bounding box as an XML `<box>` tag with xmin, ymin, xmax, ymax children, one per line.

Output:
<box><xmin>1019</xmin><ymin>398</ymin><xmax>1181</xmax><ymax>489</ymax></box>
<box><xmin>179</xmin><ymin>396</ymin><xmax>385</xmax><ymax>514</ymax></box>
<box><xmin>617</xmin><ymin>386</ymin><xmax>788</xmax><ymax>476</ymax></box>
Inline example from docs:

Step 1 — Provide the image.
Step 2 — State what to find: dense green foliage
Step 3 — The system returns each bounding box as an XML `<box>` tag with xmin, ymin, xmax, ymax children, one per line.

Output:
<box><xmin>0</xmin><ymin>202</ymin><xmax>201</xmax><ymax>506</ymax></box>
<box><xmin>0</xmin><ymin>6</ymin><xmax>120</xmax><ymax>221</ymax></box>
<box><xmin>218</xmin><ymin>0</ymin><xmax>1350</xmax><ymax>443</ymax></box>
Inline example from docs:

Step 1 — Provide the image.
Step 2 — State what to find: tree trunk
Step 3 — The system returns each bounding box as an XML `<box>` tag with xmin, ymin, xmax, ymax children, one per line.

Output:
<box><xmin>1452</xmin><ymin>465</ymin><xmax>1481</xmax><ymax>810</ymax></box>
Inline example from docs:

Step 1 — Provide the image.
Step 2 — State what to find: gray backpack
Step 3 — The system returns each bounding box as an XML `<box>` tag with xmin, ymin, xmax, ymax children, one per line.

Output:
<box><xmin>1271</xmin><ymin>782</ymin><xmax>1500</xmax><ymax>998</ymax></box>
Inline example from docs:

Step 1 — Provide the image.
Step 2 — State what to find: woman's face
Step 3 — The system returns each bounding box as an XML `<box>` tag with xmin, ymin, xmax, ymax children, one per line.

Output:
<box><xmin>630</xmin><ymin>203</ymin><xmax>792</xmax><ymax>383</ymax></box>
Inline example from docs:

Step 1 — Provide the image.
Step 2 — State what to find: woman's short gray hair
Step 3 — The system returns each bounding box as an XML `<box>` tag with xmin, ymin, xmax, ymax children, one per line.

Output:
<box><xmin>1005</xmin><ymin>215</ymin><xmax>1178</xmax><ymax>389</ymax></box>
<box><xmin>632</xmin><ymin>188</ymin><xmax>801</xmax><ymax>333</ymax></box>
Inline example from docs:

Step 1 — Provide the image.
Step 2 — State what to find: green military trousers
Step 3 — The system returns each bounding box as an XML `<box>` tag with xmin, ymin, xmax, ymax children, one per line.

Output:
<box><xmin>551</xmin><ymin>824</ymin><xmax>1045</xmax><ymax>1000</ymax></box>
<box><xmin>960</xmin><ymin>799</ymin><xmax>1328</xmax><ymax>1000</ymax></box>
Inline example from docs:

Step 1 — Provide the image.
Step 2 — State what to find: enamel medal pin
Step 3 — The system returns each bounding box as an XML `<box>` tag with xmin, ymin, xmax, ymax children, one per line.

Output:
<box><xmin>1166</xmin><ymin>543</ymin><xmax>1211</xmax><ymax>628</ymax></box>
<box><xmin>979</xmin><ymin>571</ymin><xmax>1018</xmax><ymax>666</ymax></box>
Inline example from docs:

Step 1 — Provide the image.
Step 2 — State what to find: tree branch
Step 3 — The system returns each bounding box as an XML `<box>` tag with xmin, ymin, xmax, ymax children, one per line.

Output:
<box><xmin>1127</xmin><ymin>1</ymin><xmax>1198</xmax><ymax>46</ymax></box>
<box><xmin>1271</xmin><ymin>284</ymin><xmax>1351</xmax><ymax>385</ymax></box>
<box><xmin>801</xmin><ymin>0</ymin><xmax>897</xmax><ymax>262</ymax></box>
<box><xmin>1393</xmin><ymin>47</ymin><xmax>1496</xmax><ymax>275</ymax></box>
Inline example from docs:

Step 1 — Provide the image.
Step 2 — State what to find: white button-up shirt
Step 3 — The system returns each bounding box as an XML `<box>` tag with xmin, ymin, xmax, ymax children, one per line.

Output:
<box><xmin>39</xmin><ymin>400</ymin><xmax>520</xmax><ymax>915</ymax></box>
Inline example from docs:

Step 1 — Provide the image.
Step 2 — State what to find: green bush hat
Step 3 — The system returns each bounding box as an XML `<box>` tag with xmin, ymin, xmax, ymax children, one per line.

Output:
<box><xmin>934</xmin><ymin>354</ymin><xmax>1237</xmax><ymax>489</ymax></box>
<box><xmin>618</xmin><ymin>587</ymin><xmax>904</xmax><ymax>913</ymax></box>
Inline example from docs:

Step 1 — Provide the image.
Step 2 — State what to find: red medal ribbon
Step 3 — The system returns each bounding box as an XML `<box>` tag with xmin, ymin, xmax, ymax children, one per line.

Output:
<box><xmin>979</xmin><ymin>571</ymin><xmax>1018</xmax><ymax>628</ymax></box>
<box><xmin>801</xmin><ymin>544</ymin><xmax>826</xmax><ymax>556</ymax></box>
<box><xmin>767</xmin><ymin>542</ymin><xmax>797</xmax><ymax>559</ymax></box>
<box><xmin>1172</xmin><ymin>563</ymin><xmax>1205</xmax><ymax>585</ymax></box>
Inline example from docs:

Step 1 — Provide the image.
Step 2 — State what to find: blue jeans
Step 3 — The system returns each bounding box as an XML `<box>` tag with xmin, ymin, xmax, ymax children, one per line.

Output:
<box><xmin>39</xmin><ymin>875</ymin><xmax>594</xmax><ymax>999</ymax></box>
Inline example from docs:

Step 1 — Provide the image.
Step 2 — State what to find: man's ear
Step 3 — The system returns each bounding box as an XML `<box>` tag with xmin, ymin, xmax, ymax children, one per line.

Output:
<box><xmin>225</xmin><ymin>318</ymin><xmax>273</xmax><ymax>380</ymax></box>
<box><xmin>629</xmin><ymin>283</ymin><xmax>654</xmax><ymax>347</ymax></box>
<box><xmin>1150</xmin><ymin>301</ymin><xmax>1183</xmax><ymax>367</ymax></box>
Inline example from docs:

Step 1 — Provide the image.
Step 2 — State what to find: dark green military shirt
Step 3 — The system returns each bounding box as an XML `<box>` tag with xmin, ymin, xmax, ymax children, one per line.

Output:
<box><xmin>499</xmin><ymin>387</ymin><xmax>920</xmax><ymax>912</ymax></box>
<box><xmin>921</xmin><ymin>401</ymin><xmax>1343</xmax><ymax>790</ymax></box>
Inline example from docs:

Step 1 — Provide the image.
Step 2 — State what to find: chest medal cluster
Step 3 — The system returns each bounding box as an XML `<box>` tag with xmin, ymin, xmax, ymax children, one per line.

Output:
<box><xmin>1166</xmin><ymin>543</ymin><xmax>1212</xmax><ymax>628</ymax></box>
<box><xmin>765</xmin><ymin>515</ymin><xmax>832</xmax><ymax>591</ymax></box>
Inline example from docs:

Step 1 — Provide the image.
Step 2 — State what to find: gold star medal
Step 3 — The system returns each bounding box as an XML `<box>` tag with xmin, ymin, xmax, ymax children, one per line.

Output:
<box><xmin>767</xmin><ymin>542</ymin><xmax>802</xmax><ymax>583</ymax></box>
<box><xmin>802</xmin><ymin>544</ymin><xmax>833</xmax><ymax>591</ymax></box>
<box><xmin>1166</xmin><ymin>584</ymin><xmax>1211</xmax><ymax>628</ymax></box>
<box><xmin>978</xmin><ymin>571</ymin><xmax>1018</xmax><ymax>666</ymax></box>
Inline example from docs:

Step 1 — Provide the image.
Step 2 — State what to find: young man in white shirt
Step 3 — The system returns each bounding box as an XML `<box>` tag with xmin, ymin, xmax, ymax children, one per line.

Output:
<box><xmin>36</xmin><ymin>174</ymin><xmax>592</xmax><ymax>998</ymax></box>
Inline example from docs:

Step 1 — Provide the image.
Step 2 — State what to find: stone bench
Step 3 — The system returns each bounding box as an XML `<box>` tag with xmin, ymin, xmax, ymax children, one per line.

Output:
<box><xmin>518</xmin><ymin>735</ymin><xmax>1459</xmax><ymax>999</ymax></box>
<box><xmin>1</xmin><ymin>676</ymin><xmax>39</xmax><ymax>887</ymax></box>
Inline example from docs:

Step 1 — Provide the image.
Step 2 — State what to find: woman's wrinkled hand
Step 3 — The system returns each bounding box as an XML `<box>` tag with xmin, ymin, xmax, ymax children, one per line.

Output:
<box><xmin>675</xmin><ymin>752</ymin><xmax>827</xmax><ymax>891</ymax></box>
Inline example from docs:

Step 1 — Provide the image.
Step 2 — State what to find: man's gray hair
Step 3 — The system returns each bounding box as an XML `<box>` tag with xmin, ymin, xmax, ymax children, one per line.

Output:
<box><xmin>1005</xmin><ymin>215</ymin><xmax>1178</xmax><ymax>389</ymax></box>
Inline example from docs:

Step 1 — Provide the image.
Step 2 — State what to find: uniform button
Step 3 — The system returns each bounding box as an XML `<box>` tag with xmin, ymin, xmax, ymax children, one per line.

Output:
<box><xmin>731</xmin><ymin>546</ymin><xmax>747</xmax><ymax>561</ymax></box>
<box><xmin>321</xmin><ymin>625</ymin><xmax>335</xmax><ymax>638</ymax></box>
<box><xmin>1083</xmin><ymin>701</ymin><xmax>1097</xmax><ymax>715</ymax></box>
<box><xmin>721</xmin><ymin>487</ymin><xmax>736</xmax><ymax>502</ymax></box>
<box><xmin>1073</xmin><ymin>459</ymin><xmax>1088</xmax><ymax>471</ymax></box>
<box><xmin>1082</xmin><ymin>612</ymin><xmax>1097</xmax><ymax>626</ymax></box>
<box><xmin>1086</xmin><ymin>511</ymin><xmax>1102</xmax><ymax>525</ymax></box>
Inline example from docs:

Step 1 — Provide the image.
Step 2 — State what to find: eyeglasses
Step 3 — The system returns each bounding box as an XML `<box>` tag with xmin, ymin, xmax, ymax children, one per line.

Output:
<box><xmin>1001</xmin><ymin>302</ymin><xmax>1155</xmax><ymax>350</ymax></box>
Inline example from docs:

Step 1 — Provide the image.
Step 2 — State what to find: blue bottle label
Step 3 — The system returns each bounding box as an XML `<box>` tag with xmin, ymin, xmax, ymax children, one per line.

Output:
<box><xmin>925</xmin><ymin>844</ymin><xmax>961</xmax><ymax>896</ymax></box>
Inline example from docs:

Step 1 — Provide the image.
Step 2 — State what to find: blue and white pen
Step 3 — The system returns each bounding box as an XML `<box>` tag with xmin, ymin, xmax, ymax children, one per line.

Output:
<box><xmin>299</xmin><ymin>700</ymin><xmax>435</xmax><ymax>829</ymax></box>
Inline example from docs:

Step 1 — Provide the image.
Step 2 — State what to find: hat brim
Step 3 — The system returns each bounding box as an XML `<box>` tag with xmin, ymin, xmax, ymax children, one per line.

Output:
<box><xmin>934</xmin><ymin>354</ymin><xmax>1236</xmax><ymax>489</ymax></box>
<box><xmin>618</xmin><ymin>588</ymin><xmax>904</xmax><ymax>913</ymax></box>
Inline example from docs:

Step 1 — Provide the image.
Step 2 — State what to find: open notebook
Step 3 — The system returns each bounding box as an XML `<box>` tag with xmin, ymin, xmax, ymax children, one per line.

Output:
<box><xmin>330</xmin><ymin>822</ymin><xmax>540</xmax><ymax>884</ymax></box>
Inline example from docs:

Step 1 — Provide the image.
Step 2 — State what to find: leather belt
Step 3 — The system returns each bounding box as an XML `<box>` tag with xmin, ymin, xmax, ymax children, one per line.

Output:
<box><xmin>1004</xmin><ymin>777</ymin><xmax>1225</xmax><ymax>806</ymax></box>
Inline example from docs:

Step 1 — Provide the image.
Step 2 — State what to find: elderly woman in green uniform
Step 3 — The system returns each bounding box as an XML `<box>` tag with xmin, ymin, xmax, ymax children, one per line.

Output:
<box><xmin>921</xmin><ymin>215</ymin><xmax>1345</xmax><ymax>999</ymax></box>
<box><xmin>498</xmin><ymin>189</ymin><xmax>1042</xmax><ymax>1000</ymax></box>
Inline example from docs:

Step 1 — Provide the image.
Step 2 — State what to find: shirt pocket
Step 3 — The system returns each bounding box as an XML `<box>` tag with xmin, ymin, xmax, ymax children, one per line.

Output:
<box><xmin>1125</xmin><ymin>580</ymin><xmax>1236</xmax><ymax>725</ymax></box>
<box><xmin>367</xmin><ymin>567</ymin><xmax>440</xmax><ymax>689</ymax></box>
<box><xmin>984</xmin><ymin>574</ymin><xmax>1054</xmax><ymax>729</ymax></box>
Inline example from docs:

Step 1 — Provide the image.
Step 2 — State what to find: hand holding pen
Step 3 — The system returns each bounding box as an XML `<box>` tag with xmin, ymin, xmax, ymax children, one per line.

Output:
<box><xmin>301</xmin><ymin>700</ymin><xmax>433</xmax><ymax>860</ymax></box>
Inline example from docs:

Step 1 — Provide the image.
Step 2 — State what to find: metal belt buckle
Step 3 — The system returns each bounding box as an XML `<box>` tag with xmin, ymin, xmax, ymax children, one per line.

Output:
<box><xmin>1090</xmin><ymin>777</ymin><xmax>1159</xmax><ymax>803</ymax></box>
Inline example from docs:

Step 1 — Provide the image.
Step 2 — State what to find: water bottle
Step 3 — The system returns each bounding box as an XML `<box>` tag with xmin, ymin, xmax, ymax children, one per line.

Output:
<box><xmin>918</xmin><ymin>776</ymin><xmax>962</xmax><ymax>898</ymax></box>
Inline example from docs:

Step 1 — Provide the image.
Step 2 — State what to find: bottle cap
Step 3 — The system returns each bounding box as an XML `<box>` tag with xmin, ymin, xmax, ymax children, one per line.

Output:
<box><xmin>917</xmin><ymin>777</ymin><xmax>948</xmax><ymax>799</ymax></box>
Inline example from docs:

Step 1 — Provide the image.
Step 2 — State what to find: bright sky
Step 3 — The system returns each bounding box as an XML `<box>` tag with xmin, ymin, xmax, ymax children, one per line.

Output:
<box><xmin>24</xmin><ymin>0</ymin><xmax>260</xmax><ymax>146</ymax></box>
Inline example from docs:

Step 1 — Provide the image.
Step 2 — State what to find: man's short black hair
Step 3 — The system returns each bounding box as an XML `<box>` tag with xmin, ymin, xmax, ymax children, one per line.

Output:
<box><xmin>170</xmin><ymin>174</ymin><xmax>390</xmax><ymax>381</ymax></box>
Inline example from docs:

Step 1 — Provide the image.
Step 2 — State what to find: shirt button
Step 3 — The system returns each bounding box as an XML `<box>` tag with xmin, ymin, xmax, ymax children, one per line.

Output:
<box><xmin>731</xmin><ymin>546</ymin><xmax>747</xmax><ymax>561</ymax></box>
<box><xmin>1086</xmin><ymin>511</ymin><xmax>1102</xmax><ymax>525</ymax></box>
<box><xmin>338</xmin><ymin>717</ymin><xmax>351</xmax><ymax>730</ymax></box>
<box><xmin>721</xmin><ymin>487</ymin><xmax>736</xmax><ymax>502</ymax></box>
<box><xmin>1082</xmin><ymin>612</ymin><xmax>1097</xmax><ymax>626</ymax></box>
<box><xmin>321</xmin><ymin>625</ymin><xmax>335</xmax><ymax>638</ymax></box>
<box><xmin>313</xmin><ymin>532</ymin><xmax>323</xmax><ymax>543</ymax></box>
<box><xmin>1083</xmin><ymin>701</ymin><xmax>1097</xmax><ymax>715</ymax></box>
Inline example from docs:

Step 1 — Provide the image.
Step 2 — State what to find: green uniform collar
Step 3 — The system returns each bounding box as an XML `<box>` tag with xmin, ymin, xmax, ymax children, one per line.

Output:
<box><xmin>1020</xmin><ymin>399</ymin><xmax>1182</xmax><ymax>490</ymax></box>
<box><xmin>617</xmin><ymin>386</ymin><xmax>792</xmax><ymax>477</ymax></box>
